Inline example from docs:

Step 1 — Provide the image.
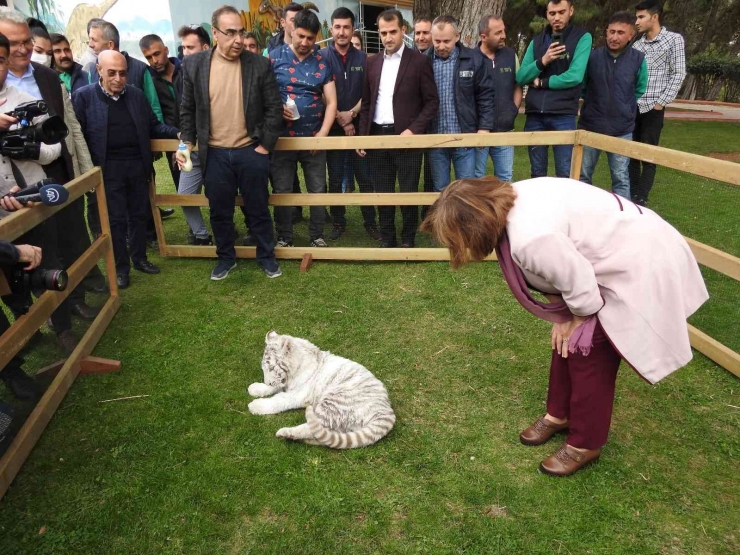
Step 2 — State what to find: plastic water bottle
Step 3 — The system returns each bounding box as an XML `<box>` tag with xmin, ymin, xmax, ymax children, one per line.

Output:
<box><xmin>286</xmin><ymin>97</ymin><xmax>300</xmax><ymax>120</ymax></box>
<box><xmin>178</xmin><ymin>140</ymin><xmax>193</xmax><ymax>172</ymax></box>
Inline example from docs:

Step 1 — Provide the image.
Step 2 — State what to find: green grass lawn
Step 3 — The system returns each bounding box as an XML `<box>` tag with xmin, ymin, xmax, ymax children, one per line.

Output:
<box><xmin>0</xmin><ymin>121</ymin><xmax>738</xmax><ymax>554</ymax></box>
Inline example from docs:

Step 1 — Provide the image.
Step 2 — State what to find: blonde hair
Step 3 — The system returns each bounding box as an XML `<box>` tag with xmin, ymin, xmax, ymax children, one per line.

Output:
<box><xmin>421</xmin><ymin>177</ymin><xmax>517</xmax><ymax>269</ymax></box>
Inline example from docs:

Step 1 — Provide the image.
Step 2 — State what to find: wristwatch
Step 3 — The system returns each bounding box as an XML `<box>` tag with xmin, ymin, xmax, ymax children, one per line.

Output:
<box><xmin>349</xmin><ymin>110</ymin><xmax>357</xmax><ymax>119</ymax></box>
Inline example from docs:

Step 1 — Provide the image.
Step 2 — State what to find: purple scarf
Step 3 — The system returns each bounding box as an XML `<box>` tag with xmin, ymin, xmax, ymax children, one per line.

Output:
<box><xmin>494</xmin><ymin>230</ymin><xmax>597</xmax><ymax>356</ymax></box>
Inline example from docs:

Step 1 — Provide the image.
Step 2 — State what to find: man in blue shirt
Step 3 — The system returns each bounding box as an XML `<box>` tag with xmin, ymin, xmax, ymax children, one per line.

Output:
<box><xmin>427</xmin><ymin>15</ymin><xmax>493</xmax><ymax>191</ymax></box>
<box><xmin>269</xmin><ymin>9</ymin><xmax>337</xmax><ymax>248</ymax></box>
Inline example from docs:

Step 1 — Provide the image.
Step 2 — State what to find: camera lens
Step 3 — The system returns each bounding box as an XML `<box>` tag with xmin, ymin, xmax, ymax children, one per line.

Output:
<box><xmin>29</xmin><ymin>269</ymin><xmax>68</xmax><ymax>291</ymax></box>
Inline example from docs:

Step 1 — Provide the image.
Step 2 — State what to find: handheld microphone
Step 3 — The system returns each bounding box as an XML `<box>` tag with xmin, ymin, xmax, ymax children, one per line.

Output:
<box><xmin>5</xmin><ymin>178</ymin><xmax>56</xmax><ymax>198</ymax></box>
<box><xmin>14</xmin><ymin>184</ymin><xmax>69</xmax><ymax>206</ymax></box>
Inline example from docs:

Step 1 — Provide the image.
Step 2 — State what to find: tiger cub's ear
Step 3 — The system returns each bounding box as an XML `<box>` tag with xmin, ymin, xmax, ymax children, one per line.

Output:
<box><xmin>266</xmin><ymin>330</ymin><xmax>279</xmax><ymax>342</ymax></box>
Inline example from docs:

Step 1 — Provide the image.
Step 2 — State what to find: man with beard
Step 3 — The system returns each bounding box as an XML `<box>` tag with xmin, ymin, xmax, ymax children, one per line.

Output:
<box><xmin>321</xmin><ymin>7</ymin><xmax>378</xmax><ymax>241</ymax></box>
<box><xmin>475</xmin><ymin>15</ymin><xmax>522</xmax><ymax>182</ymax></box>
<box><xmin>50</xmin><ymin>33</ymin><xmax>89</xmax><ymax>94</ymax></box>
<box><xmin>516</xmin><ymin>0</ymin><xmax>592</xmax><ymax>178</ymax></box>
<box><xmin>578</xmin><ymin>12</ymin><xmax>647</xmax><ymax>199</ymax></box>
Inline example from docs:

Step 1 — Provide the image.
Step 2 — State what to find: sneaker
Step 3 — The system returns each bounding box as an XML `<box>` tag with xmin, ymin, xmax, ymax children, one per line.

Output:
<box><xmin>310</xmin><ymin>238</ymin><xmax>328</xmax><ymax>248</ymax></box>
<box><xmin>364</xmin><ymin>224</ymin><xmax>380</xmax><ymax>240</ymax></box>
<box><xmin>276</xmin><ymin>239</ymin><xmax>293</xmax><ymax>248</ymax></box>
<box><xmin>211</xmin><ymin>261</ymin><xmax>237</xmax><ymax>281</ymax></box>
<box><xmin>327</xmin><ymin>225</ymin><xmax>345</xmax><ymax>241</ymax></box>
<box><xmin>242</xmin><ymin>233</ymin><xmax>257</xmax><ymax>246</ymax></box>
<box><xmin>263</xmin><ymin>264</ymin><xmax>282</xmax><ymax>279</ymax></box>
<box><xmin>194</xmin><ymin>235</ymin><xmax>214</xmax><ymax>246</ymax></box>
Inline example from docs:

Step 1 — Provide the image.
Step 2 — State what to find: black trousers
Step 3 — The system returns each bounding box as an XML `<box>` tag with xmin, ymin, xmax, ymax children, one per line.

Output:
<box><xmin>0</xmin><ymin>302</ymin><xmax>25</xmax><ymax>376</ymax></box>
<box><xmin>629</xmin><ymin>108</ymin><xmax>665</xmax><ymax>201</ymax></box>
<box><xmin>204</xmin><ymin>144</ymin><xmax>276</xmax><ymax>267</ymax></box>
<box><xmin>327</xmin><ymin>127</ymin><xmax>376</xmax><ymax>229</ymax></box>
<box><xmin>104</xmin><ymin>159</ymin><xmax>149</xmax><ymax>275</ymax></box>
<box><xmin>370</xmin><ymin>124</ymin><xmax>423</xmax><ymax>245</ymax></box>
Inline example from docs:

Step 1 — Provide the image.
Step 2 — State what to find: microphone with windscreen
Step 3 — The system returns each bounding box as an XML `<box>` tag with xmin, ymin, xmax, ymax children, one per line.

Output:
<box><xmin>3</xmin><ymin>179</ymin><xmax>69</xmax><ymax>206</ymax></box>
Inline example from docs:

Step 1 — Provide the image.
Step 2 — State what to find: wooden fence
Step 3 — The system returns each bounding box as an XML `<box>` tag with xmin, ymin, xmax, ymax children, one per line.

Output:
<box><xmin>150</xmin><ymin>131</ymin><xmax>740</xmax><ymax>380</ymax></box>
<box><xmin>0</xmin><ymin>168</ymin><xmax>121</xmax><ymax>499</ymax></box>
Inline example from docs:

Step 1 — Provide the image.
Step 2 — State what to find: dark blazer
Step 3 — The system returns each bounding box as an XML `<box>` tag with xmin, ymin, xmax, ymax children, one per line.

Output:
<box><xmin>72</xmin><ymin>84</ymin><xmax>179</xmax><ymax>171</ymax></box>
<box><xmin>179</xmin><ymin>49</ymin><xmax>283</xmax><ymax>176</ymax></box>
<box><xmin>359</xmin><ymin>45</ymin><xmax>439</xmax><ymax>136</ymax></box>
<box><xmin>31</xmin><ymin>61</ymin><xmax>75</xmax><ymax>184</ymax></box>
<box><xmin>65</xmin><ymin>62</ymin><xmax>89</xmax><ymax>94</ymax></box>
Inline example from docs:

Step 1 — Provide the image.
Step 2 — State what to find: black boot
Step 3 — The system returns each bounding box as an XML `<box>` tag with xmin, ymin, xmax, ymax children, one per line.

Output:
<box><xmin>0</xmin><ymin>366</ymin><xmax>42</xmax><ymax>401</ymax></box>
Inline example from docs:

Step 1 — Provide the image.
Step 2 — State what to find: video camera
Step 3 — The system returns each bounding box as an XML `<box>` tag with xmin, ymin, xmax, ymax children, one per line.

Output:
<box><xmin>1</xmin><ymin>100</ymin><xmax>69</xmax><ymax>161</ymax></box>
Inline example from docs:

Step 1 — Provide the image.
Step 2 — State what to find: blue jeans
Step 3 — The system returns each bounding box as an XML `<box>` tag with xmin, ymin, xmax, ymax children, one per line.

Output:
<box><xmin>474</xmin><ymin>145</ymin><xmax>515</xmax><ymax>181</ymax></box>
<box><xmin>523</xmin><ymin>113</ymin><xmax>576</xmax><ymax>178</ymax></box>
<box><xmin>429</xmin><ymin>147</ymin><xmax>476</xmax><ymax>191</ymax></box>
<box><xmin>579</xmin><ymin>133</ymin><xmax>632</xmax><ymax>199</ymax></box>
<box><xmin>204</xmin><ymin>144</ymin><xmax>276</xmax><ymax>268</ymax></box>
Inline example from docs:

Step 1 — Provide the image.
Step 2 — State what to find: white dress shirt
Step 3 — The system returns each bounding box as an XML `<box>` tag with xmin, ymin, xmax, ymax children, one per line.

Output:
<box><xmin>373</xmin><ymin>43</ymin><xmax>405</xmax><ymax>125</ymax></box>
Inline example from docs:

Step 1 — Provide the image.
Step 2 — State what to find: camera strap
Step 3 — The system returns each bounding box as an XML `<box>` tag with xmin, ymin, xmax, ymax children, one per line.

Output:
<box><xmin>9</xmin><ymin>160</ymin><xmax>29</xmax><ymax>190</ymax></box>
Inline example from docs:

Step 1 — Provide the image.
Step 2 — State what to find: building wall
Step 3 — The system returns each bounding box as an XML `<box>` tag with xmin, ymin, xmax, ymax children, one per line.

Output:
<box><xmin>13</xmin><ymin>0</ymin><xmax>177</xmax><ymax>62</ymax></box>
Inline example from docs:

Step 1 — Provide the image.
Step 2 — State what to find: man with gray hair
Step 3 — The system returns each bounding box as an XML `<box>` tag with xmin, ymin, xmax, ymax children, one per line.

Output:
<box><xmin>86</xmin><ymin>19</ymin><xmax>163</xmax><ymax>122</ymax></box>
<box><xmin>475</xmin><ymin>14</ymin><xmax>522</xmax><ymax>182</ymax></box>
<box><xmin>0</xmin><ymin>7</ymin><xmax>98</xmax><ymax>350</ymax></box>
<box><xmin>79</xmin><ymin>17</ymin><xmax>103</xmax><ymax>71</ymax></box>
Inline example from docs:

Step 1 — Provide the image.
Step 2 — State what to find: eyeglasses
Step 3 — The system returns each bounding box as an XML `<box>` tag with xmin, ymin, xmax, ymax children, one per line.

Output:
<box><xmin>9</xmin><ymin>38</ymin><xmax>33</xmax><ymax>49</ymax></box>
<box><xmin>213</xmin><ymin>26</ymin><xmax>249</xmax><ymax>39</ymax></box>
<box><xmin>105</xmin><ymin>70</ymin><xmax>128</xmax><ymax>77</ymax></box>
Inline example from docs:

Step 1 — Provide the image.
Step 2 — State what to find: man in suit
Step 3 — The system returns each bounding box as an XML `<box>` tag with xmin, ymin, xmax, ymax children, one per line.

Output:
<box><xmin>177</xmin><ymin>5</ymin><xmax>283</xmax><ymax>281</ymax></box>
<box><xmin>73</xmin><ymin>51</ymin><xmax>179</xmax><ymax>288</ymax></box>
<box><xmin>0</xmin><ymin>8</ymin><xmax>98</xmax><ymax>351</ymax></box>
<box><xmin>358</xmin><ymin>9</ymin><xmax>438</xmax><ymax>248</ymax></box>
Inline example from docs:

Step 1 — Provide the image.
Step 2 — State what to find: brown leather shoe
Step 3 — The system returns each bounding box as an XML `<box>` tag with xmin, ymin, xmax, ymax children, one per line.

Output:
<box><xmin>539</xmin><ymin>443</ymin><xmax>601</xmax><ymax>477</ymax></box>
<box><xmin>519</xmin><ymin>416</ymin><xmax>569</xmax><ymax>446</ymax></box>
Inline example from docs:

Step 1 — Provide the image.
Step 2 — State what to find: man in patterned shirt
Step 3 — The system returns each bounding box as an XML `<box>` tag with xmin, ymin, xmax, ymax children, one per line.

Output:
<box><xmin>270</xmin><ymin>9</ymin><xmax>337</xmax><ymax>248</ymax></box>
<box><xmin>629</xmin><ymin>0</ymin><xmax>686</xmax><ymax>206</ymax></box>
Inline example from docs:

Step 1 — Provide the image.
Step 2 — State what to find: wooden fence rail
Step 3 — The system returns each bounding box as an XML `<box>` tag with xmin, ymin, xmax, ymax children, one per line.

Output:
<box><xmin>0</xmin><ymin>168</ymin><xmax>121</xmax><ymax>499</ymax></box>
<box><xmin>149</xmin><ymin>132</ymin><xmax>740</xmax><ymax>379</ymax></box>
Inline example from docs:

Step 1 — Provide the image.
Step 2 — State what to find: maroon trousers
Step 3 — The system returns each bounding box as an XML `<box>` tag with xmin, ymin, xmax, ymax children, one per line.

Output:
<box><xmin>546</xmin><ymin>321</ymin><xmax>621</xmax><ymax>450</ymax></box>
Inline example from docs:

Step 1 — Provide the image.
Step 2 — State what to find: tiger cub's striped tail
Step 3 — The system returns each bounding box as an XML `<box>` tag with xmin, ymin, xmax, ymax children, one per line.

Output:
<box><xmin>305</xmin><ymin>405</ymin><xmax>396</xmax><ymax>449</ymax></box>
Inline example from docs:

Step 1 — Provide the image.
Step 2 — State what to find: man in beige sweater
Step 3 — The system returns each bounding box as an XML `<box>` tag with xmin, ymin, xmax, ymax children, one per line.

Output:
<box><xmin>178</xmin><ymin>5</ymin><xmax>284</xmax><ymax>281</ymax></box>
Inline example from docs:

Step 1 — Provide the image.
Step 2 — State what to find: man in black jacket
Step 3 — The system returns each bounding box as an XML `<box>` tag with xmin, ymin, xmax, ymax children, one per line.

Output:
<box><xmin>321</xmin><ymin>7</ymin><xmax>378</xmax><ymax>241</ymax></box>
<box><xmin>73</xmin><ymin>51</ymin><xmax>179</xmax><ymax>288</ymax></box>
<box><xmin>177</xmin><ymin>5</ymin><xmax>283</xmax><ymax>281</ymax></box>
<box><xmin>475</xmin><ymin>15</ymin><xmax>522</xmax><ymax>182</ymax></box>
<box><xmin>50</xmin><ymin>33</ymin><xmax>88</xmax><ymax>94</ymax></box>
<box><xmin>427</xmin><ymin>15</ymin><xmax>494</xmax><ymax>191</ymax></box>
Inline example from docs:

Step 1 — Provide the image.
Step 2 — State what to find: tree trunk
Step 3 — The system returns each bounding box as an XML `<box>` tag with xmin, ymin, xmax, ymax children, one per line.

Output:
<box><xmin>414</xmin><ymin>0</ymin><xmax>508</xmax><ymax>47</ymax></box>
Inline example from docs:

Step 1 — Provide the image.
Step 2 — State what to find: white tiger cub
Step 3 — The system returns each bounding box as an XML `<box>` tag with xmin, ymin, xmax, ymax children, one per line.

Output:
<box><xmin>248</xmin><ymin>331</ymin><xmax>396</xmax><ymax>449</ymax></box>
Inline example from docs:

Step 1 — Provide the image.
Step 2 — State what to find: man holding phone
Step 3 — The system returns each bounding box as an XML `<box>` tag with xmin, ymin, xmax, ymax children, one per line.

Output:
<box><xmin>516</xmin><ymin>0</ymin><xmax>591</xmax><ymax>178</ymax></box>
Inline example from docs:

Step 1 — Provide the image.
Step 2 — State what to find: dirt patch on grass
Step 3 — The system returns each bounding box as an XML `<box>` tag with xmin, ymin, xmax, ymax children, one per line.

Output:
<box><xmin>707</xmin><ymin>152</ymin><xmax>740</xmax><ymax>163</ymax></box>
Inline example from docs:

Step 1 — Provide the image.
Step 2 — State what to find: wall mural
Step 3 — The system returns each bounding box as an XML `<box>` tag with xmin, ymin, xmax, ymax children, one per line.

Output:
<box><xmin>15</xmin><ymin>0</ymin><xmax>177</xmax><ymax>62</ymax></box>
<box><xmin>241</xmin><ymin>0</ymin><xmax>328</xmax><ymax>50</ymax></box>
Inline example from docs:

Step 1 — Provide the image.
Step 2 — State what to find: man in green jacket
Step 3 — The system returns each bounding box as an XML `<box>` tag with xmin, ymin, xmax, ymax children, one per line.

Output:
<box><xmin>516</xmin><ymin>0</ymin><xmax>591</xmax><ymax>178</ymax></box>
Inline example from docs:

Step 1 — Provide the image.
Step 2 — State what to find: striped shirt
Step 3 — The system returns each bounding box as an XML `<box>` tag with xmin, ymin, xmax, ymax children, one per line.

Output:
<box><xmin>632</xmin><ymin>27</ymin><xmax>686</xmax><ymax>113</ymax></box>
<box><xmin>431</xmin><ymin>47</ymin><xmax>461</xmax><ymax>134</ymax></box>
